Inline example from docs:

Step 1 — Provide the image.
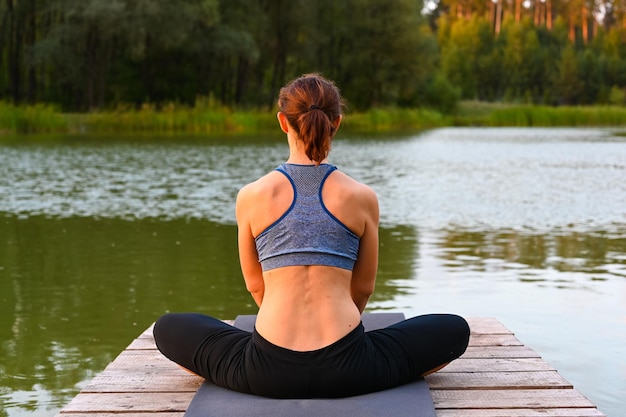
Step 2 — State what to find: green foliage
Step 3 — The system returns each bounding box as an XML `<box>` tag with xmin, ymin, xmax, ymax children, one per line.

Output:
<box><xmin>554</xmin><ymin>45</ymin><xmax>584</xmax><ymax>104</ymax></box>
<box><xmin>79</xmin><ymin>105</ymin><xmax>451</xmax><ymax>134</ymax></box>
<box><xmin>80</xmin><ymin>99</ymin><xmax>276</xmax><ymax>134</ymax></box>
<box><xmin>332</xmin><ymin>0</ymin><xmax>437</xmax><ymax>109</ymax></box>
<box><xmin>486</xmin><ymin>105</ymin><xmax>626</xmax><ymax>127</ymax></box>
<box><xmin>3</xmin><ymin>100</ymin><xmax>626</xmax><ymax>136</ymax></box>
<box><xmin>439</xmin><ymin>16</ymin><xmax>493</xmax><ymax>99</ymax></box>
<box><xmin>608</xmin><ymin>86</ymin><xmax>626</xmax><ymax>106</ymax></box>
<box><xmin>436</xmin><ymin>10</ymin><xmax>626</xmax><ymax>107</ymax></box>
<box><xmin>345</xmin><ymin>107</ymin><xmax>449</xmax><ymax>131</ymax></box>
<box><xmin>418</xmin><ymin>72</ymin><xmax>462</xmax><ymax>114</ymax></box>
<box><xmin>1</xmin><ymin>0</ymin><xmax>626</xmax><ymax>114</ymax></box>
<box><xmin>0</xmin><ymin>102</ymin><xmax>68</xmax><ymax>134</ymax></box>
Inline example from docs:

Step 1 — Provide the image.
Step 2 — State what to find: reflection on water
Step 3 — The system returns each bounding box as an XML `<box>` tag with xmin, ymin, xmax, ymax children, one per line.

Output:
<box><xmin>433</xmin><ymin>228</ymin><xmax>626</xmax><ymax>283</ymax></box>
<box><xmin>0</xmin><ymin>217</ymin><xmax>245</xmax><ymax>414</ymax></box>
<box><xmin>0</xmin><ymin>217</ymin><xmax>422</xmax><ymax>414</ymax></box>
<box><xmin>1</xmin><ymin>217</ymin><xmax>624</xmax><ymax>415</ymax></box>
<box><xmin>333</xmin><ymin>128</ymin><xmax>626</xmax><ymax>230</ymax></box>
<box><xmin>402</xmin><ymin>226</ymin><xmax>626</xmax><ymax>417</ymax></box>
<box><xmin>1</xmin><ymin>128</ymin><xmax>625</xmax><ymax>417</ymax></box>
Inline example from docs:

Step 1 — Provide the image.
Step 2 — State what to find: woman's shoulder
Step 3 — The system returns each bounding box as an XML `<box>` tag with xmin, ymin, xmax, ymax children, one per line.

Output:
<box><xmin>330</xmin><ymin>169</ymin><xmax>377</xmax><ymax>201</ymax></box>
<box><xmin>325</xmin><ymin>169</ymin><xmax>379</xmax><ymax>221</ymax></box>
<box><xmin>237</xmin><ymin>170</ymin><xmax>291</xmax><ymax>207</ymax></box>
<box><xmin>322</xmin><ymin>169</ymin><xmax>379</xmax><ymax>235</ymax></box>
<box><xmin>237</xmin><ymin>170</ymin><xmax>295</xmax><ymax>235</ymax></box>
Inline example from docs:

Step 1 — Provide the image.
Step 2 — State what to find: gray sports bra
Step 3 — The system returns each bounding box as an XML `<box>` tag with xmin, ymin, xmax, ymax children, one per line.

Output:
<box><xmin>254</xmin><ymin>163</ymin><xmax>360</xmax><ymax>272</ymax></box>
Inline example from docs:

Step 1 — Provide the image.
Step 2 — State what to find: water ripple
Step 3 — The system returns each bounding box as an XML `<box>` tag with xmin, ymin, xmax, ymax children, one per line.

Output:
<box><xmin>1</xmin><ymin>128</ymin><xmax>626</xmax><ymax>233</ymax></box>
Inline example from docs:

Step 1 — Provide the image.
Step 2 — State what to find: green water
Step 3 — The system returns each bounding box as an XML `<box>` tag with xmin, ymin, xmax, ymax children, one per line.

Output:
<box><xmin>1</xmin><ymin>128</ymin><xmax>625</xmax><ymax>416</ymax></box>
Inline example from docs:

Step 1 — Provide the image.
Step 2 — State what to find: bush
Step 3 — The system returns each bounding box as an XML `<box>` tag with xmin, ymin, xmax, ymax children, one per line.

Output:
<box><xmin>608</xmin><ymin>86</ymin><xmax>626</xmax><ymax>106</ymax></box>
<box><xmin>421</xmin><ymin>73</ymin><xmax>461</xmax><ymax>114</ymax></box>
<box><xmin>0</xmin><ymin>102</ymin><xmax>68</xmax><ymax>133</ymax></box>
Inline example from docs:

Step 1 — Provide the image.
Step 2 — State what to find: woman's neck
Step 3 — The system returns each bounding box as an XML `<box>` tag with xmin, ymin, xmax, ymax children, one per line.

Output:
<box><xmin>286</xmin><ymin>137</ymin><xmax>328</xmax><ymax>165</ymax></box>
<box><xmin>286</xmin><ymin>157</ymin><xmax>328</xmax><ymax>165</ymax></box>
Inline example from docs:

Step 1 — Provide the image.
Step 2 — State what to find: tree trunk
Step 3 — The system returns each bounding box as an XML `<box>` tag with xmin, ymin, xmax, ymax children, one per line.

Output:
<box><xmin>26</xmin><ymin>0</ymin><xmax>36</xmax><ymax>103</ymax></box>
<box><xmin>7</xmin><ymin>0</ymin><xmax>21</xmax><ymax>104</ymax></box>
<box><xmin>85</xmin><ymin>26</ymin><xmax>98</xmax><ymax>110</ymax></box>
<box><xmin>0</xmin><ymin>6</ymin><xmax>10</xmax><ymax>79</ymax></box>
<box><xmin>96</xmin><ymin>39</ymin><xmax>112</xmax><ymax>109</ymax></box>
<box><xmin>495</xmin><ymin>0</ymin><xmax>502</xmax><ymax>35</ymax></box>
<box><xmin>547</xmin><ymin>0</ymin><xmax>553</xmax><ymax>30</ymax></box>
<box><xmin>235</xmin><ymin>58</ymin><xmax>249</xmax><ymax>105</ymax></box>
<box><xmin>266</xmin><ymin>0</ymin><xmax>288</xmax><ymax>108</ymax></box>
<box><xmin>515</xmin><ymin>0</ymin><xmax>522</xmax><ymax>22</ymax></box>
<box><xmin>534</xmin><ymin>0</ymin><xmax>542</xmax><ymax>25</ymax></box>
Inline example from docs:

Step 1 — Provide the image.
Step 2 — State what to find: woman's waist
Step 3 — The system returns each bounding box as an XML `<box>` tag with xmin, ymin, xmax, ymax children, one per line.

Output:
<box><xmin>250</xmin><ymin>321</ymin><xmax>365</xmax><ymax>363</ymax></box>
<box><xmin>255</xmin><ymin>302</ymin><xmax>361</xmax><ymax>351</ymax></box>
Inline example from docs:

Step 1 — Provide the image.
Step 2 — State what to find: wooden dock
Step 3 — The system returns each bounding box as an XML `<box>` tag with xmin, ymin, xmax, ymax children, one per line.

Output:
<box><xmin>55</xmin><ymin>317</ymin><xmax>605</xmax><ymax>417</ymax></box>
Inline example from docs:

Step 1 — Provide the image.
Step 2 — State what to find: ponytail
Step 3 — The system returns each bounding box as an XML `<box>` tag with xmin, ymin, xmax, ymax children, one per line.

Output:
<box><xmin>278</xmin><ymin>74</ymin><xmax>344</xmax><ymax>164</ymax></box>
<box><xmin>297</xmin><ymin>108</ymin><xmax>334</xmax><ymax>162</ymax></box>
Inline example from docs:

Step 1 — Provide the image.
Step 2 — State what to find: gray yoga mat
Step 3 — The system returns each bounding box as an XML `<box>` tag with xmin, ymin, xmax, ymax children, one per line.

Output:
<box><xmin>183</xmin><ymin>313</ymin><xmax>436</xmax><ymax>417</ymax></box>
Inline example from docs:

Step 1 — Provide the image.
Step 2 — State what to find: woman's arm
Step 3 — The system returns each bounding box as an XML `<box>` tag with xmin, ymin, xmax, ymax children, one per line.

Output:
<box><xmin>350</xmin><ymin>186</ymin><xmax>380</xmax><ymax>313</ymax></box>
<box><xmin>235</xmin><ymin>185</ymin><xmax>265</xmax><ymax>307</ymax></box>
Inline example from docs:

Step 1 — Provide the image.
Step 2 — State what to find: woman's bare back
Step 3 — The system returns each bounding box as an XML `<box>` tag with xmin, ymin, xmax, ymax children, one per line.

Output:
<box><xmin>237</xmin><ymin>167</ymin><xmax>378</xmax><ymax>351</ymax></box>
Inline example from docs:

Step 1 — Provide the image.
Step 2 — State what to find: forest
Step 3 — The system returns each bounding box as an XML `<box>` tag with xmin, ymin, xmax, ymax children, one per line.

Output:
<box><xmin>1</xmin><ymin>0</ymin><xmax>626</xmax><ymax>113</ymax></box>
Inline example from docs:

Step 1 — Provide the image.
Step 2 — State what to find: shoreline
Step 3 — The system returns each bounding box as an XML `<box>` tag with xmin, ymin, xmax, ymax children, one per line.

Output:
<box><xmin>2</xmin><ymin>101</ymin><xmax>626</xmax><ymax>136</ymax></box>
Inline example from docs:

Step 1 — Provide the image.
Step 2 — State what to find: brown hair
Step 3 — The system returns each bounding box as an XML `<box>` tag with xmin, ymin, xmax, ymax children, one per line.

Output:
<box><xmin>278</xmin><ymin>74</ymin><xmax>344</xmax><ymax>163</ymax></box>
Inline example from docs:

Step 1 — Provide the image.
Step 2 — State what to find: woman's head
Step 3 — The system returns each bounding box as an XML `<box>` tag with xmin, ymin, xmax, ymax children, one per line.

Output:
<box><xmin>278</xmin><ymin>74</ymin><xmax>344</xmax><ymax>163</ymax></box>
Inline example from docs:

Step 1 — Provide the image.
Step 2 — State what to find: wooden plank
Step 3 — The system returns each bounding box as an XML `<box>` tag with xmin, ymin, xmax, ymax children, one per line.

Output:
<box><xmin>85</xmin><ymin>370</ymin><xmax>574</xmax><ymax>396</ymax></box>
<box><xmin>105</xmin><ymin>349</ymin><xmax>173</xmax><ymax>363</ymax></box>
<box><xmin>101</xmin><ymin>351</ymin><xmax>183</xmax><ymax>374</ymax></box>
<box><xmin>59</xmin><ymin>392</ymin><xmax>196</xmax><ymax>413</ymax></box>
<box><xmin>438</xmin><ymin>358</ymin><xmax>554</xmax><ymax>373</ymax></box>
<box><xmin>138</xmin><ymin>324</ymin><xmax>155</xmax><ymax>338</ymax></box>
<box><xmin>83</xmin><ymin>374</ymin><xmax>203</xmax><ymax>393</ymax></box>
<box><xmin>435</xmin><ymin>409</ymin><xmax>605</xmax><ymax>417</ymax></box>
<box><xmin>431</xmin><ymin>389</ymin><xmax>598</xmax><ymax>409</ymax></box>
<box><xmin>467</xmin><ymin>317</ymin><xmax>514</xmax><ymax>335</ymax></box>
<box><xmin>126</xmin><ymin>337</ymin><xmax>159</xmax><ymax>350</ymax></box>
<box><xmin>461</xmin><ymin>346</ymin><xmax>541</xmax><ymax>359</ymax></box>
<box><xmin>426</xmin><ymin>371</ymin><xmax>572</xmax><ymax>390</ymax></box>
<box><xmin>468</xmin><ymin>333</ymin><xmax>523</xmax><ymax>347</ymax></box>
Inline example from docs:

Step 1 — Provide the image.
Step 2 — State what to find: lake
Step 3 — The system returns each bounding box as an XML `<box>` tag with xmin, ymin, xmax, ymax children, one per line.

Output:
<box><xmin>1</xmin><ymin>127</ymin><xmax>625</xmax><ymax>417</ymax></box>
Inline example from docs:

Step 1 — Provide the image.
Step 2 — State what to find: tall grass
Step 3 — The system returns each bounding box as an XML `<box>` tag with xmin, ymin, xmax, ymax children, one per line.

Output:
<box><xmin>82</xmin><ymin>103</ymin><xmax>449</xmax><ymax>134</ymax></box>
<box><xmin>0</xmin><ymin>101</ymin><xmax>68</xmax><ymax>133</ymax></box>
<box><xmin>81</xmin><ymin>98</ymin><xmax>276</xmax><ymax>134</ymax></box>
<box><xmin>484</xmin><ymin>105</ymin><xmax>626</xmax><ymax>127</ymax></box>
<box><xmin>345</xmin><ymin>108</ymin><xmax>450</xmax><ymax>132</ymax></box>
<box><xmin>2</xmin><ymin>99</ymin><xmax>626</xmax><ymax>136</ymax></box>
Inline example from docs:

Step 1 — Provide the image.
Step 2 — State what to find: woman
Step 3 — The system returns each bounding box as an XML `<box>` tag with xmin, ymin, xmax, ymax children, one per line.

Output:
<box><xmin>153</xmin><ymin>74</ymin><xmax>470</xmax><ymax>399</ymax></box>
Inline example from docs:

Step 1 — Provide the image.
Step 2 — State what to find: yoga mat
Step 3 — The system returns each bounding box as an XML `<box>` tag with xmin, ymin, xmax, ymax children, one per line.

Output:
<box><xmin>184</xmin><ymin>313</ymin><xmax>436</xmax><ymax>417</ymax></box>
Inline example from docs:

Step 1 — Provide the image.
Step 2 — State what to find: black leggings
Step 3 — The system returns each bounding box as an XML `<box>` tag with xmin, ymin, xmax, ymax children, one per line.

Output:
<box><xmin>153</xmin><ymin>313</ymin><xmax>470</xmax><ymax>399</ymax></box>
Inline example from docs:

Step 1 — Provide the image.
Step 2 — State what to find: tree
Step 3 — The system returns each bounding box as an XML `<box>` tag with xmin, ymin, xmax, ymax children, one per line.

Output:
<box><xmin>578</xmin><ymin>48</ymin><xmax>604</xmax><ymax>103</ymax></box>
<box><xmin>2</xmin><ymin>0</ymin><xmax>624</xmax><ymax>111</ymax></box>
<box><xmin>338</xmin><ymin>0</ymin><xmax>436</xmax><ymax>109</ymax></box>
<box><xmin>440</xmin><ymin>15</ymin><xmax>493</xmax><ymax>99</ymax></box>
<box><xmin>554</xmin><ymin>45</ymin><xmax>584</xmax><ymax>103</ymax></box>
<box><xmin>30</xmin><ymin>0</ymin><xmax>221</xmax><ymax>110</ymax></box>
<box><xmin>2</xmin><ymin>0</ymin><xmax>22</xmax><ymax>103</ymax></box>
<box><xmin>501</xmin><ymin>18</ymin><xmax>544</xmax><ymax>101</ymax></box>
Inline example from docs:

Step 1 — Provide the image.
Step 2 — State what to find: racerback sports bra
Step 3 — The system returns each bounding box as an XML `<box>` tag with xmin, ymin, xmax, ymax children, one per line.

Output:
<box><xmin>254</xmin><ymin>163</ymin><xmax>360</xmax><ymax>272</ymax></box>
